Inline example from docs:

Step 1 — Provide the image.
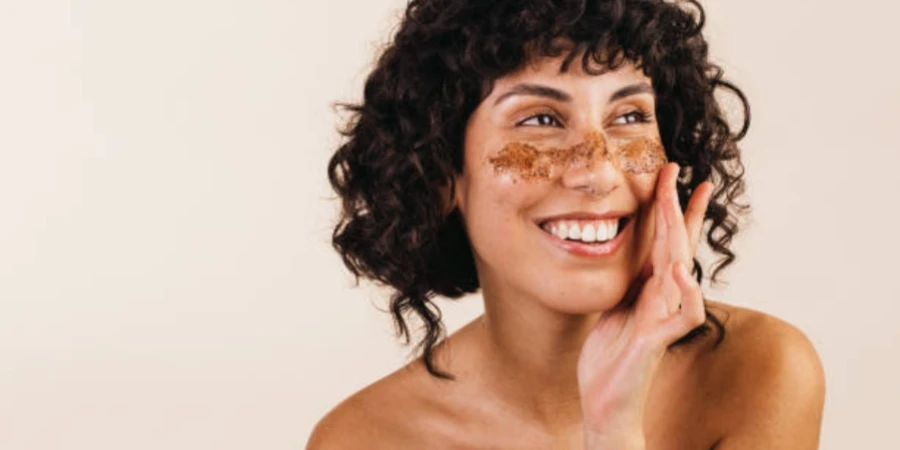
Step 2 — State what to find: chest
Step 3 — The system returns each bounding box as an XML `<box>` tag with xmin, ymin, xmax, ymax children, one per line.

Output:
<box><xmin>384</xmin><ymin>351</ymin><xmax>727</xmax><ymax>449</ymax></box>
<box><xmin>388</xmin><ymin>392</ymin><xmax>721</xmax><ymax>450</ymax></box>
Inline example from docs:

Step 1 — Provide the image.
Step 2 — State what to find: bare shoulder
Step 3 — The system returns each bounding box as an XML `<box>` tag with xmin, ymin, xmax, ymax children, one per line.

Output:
<box><xmin>306</xmin><ymin>320</ymin><xmax>486</xmax><ymax>449</ymax></box>
<box><xmin>700</xmin><ymin>300</ymin><xmax>826</xmax><ymax>448</ymax></box>
<box><xmin>703</xmin><ymin>300</ymin><xmax>825</xmax><ymax>386</ymax></box>
<box><xmin>305</xmin><ymin>362</ymin><xmax>434</xmax><ymax>450</ymax></box>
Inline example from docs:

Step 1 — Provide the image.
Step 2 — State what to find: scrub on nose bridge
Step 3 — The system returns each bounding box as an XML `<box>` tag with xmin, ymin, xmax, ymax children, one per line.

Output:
<box><xmin>487</xmin><ymin>131</ymin><xmax>668</xmax><ymax>181</ymax></box>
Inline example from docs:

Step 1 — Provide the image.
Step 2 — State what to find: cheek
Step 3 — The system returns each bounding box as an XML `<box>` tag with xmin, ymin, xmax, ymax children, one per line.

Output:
<box><xmin>627</xmin><ymin>171</ymin><xmax>659</xmax><ymax>203</ymax></box>
<box><xmin>458</xmin><ymin>163</ymin><xmax>550</xmax><ymax>258</ymax></box>
<box><xmin>464</xmin><ymin>165</ymin><xmax>549</xmax><ymax>226</ymax></box>
<box><xmin>610</xmin><ymin>136</ymin><xmax>668</xmax><ymax>175</ymax></box>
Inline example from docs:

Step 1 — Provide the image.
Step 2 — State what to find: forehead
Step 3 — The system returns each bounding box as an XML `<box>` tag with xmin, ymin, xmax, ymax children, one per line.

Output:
<box><xmin>487</xmin><ymin>49</ymin><xmax>651</xmax><ymax>99</ymax></box>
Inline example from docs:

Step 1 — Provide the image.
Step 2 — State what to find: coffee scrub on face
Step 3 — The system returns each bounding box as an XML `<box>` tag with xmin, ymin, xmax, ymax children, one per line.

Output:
<box><xmin>488</xmin><ymin>131</ymin><xmax>668</xmax><ymax>181</ymax></box>
<box><xmin>610</xmin><ymin>136</ymin><xmax>668</xmax><ymax>175</ymax></box>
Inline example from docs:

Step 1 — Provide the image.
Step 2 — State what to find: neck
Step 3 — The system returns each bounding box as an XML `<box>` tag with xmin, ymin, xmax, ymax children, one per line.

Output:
<box><xmin>471</xmin><ymin>283</ymin><xmax>603</xmax><ymax>434</ymax></box>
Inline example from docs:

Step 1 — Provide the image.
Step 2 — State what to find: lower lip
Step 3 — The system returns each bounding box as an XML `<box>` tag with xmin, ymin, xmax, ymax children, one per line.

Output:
<box><xmin>539</xmin><ymin>219</ymin><xmax>631</xmax><ymax>258</ymax></box>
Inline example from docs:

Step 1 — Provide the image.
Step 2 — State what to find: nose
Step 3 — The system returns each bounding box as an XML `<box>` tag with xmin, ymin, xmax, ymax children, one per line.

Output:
<box><xmin>559</xmin><ymin>130</ymin><xmax>622</xmax><ymax>198</ymax></box>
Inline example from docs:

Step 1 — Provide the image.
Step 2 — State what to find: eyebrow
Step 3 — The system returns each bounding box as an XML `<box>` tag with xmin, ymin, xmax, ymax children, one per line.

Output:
<box><xmin>493</xmin><ymin>83</ymin><xmax>572</xmax><ymax>105</ymax></box>
<box><xmin>609</xmin><ymin>82</ymin><xmax>655</xmax><ymax>102</ymax></box>
<box><xmin>492</xmin><ymin>81</ymin><xmax>655</xmax><ymax>106</ymax></box>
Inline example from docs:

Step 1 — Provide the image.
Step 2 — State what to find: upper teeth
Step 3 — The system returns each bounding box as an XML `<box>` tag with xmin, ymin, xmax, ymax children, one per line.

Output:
<box><xmin>544</xmin><ymin>219</ymin><xmax>620</xmax><ymax>243</ymax></box>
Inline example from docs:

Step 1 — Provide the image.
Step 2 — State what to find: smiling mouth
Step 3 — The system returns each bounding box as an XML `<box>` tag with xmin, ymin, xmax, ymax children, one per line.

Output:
<box><xmin>539</xmin><ymin>216</ymin><xmax>631</xmax><ymax>244</ymax></box>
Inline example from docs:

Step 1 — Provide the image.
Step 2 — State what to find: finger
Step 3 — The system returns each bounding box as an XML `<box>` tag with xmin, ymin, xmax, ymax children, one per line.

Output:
<box><xmin>616</xmin><ymin>267</ymin><xmax>649</xmax><ymax>311</ymax></box>
<box><xmin>658</xmin><ymin>163</ymin><xmax>679</xmax><ymax>227</ymax></box>
<box><xmin>662</xmin><ymin>263</ymin><xmax>683</xmax><ymax>318</ymax></box>
<box><xmin>671</xmin><ymin>261</ymin><xmax>705</xmax><ymax>328</ymax></box>
<box><xmin>646</xmin><ymin>164</ymin><xmax>684</xmax><ymax>317</ymax></box>
<box><xmin>660</xmin><ymin>164</ymin><xmax>691</xmax><ymax>266</ymax></box>
<box><xmin>635</xmin><ymin>201</ymin><xmax>672</xmax><ymax>319</ymax></box>
<box><xmin>650</xmin><ymin>196</ymin><xmax>668</xmax><ymax>273</ymax></box>
<box><xmin>684</xmin><ymin>181</ymin><xmax>714</xmax><ymax>258</ymax></box>
<box><xmin>650</xmin><ymin>163</ymin><xmax>675</xmax><ymax>270</ymax></box>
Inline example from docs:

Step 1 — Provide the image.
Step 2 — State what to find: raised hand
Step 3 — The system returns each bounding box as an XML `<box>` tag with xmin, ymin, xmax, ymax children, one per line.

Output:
<box><xmin>577</xmin><ymin>163</ymin><xmax>714</xmax><ymax>449</ymax></box>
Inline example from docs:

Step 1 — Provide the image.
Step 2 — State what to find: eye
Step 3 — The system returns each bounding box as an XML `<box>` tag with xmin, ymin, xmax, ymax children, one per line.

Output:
<box><xmin>612</xmin><ymin>109</ymin><xmax>654</xmax><ymax>125</ymax></box>
<box><xmin>517</xmin><ymin>113</ymin><xmax>562</xmax><ymax>127</ymax></box>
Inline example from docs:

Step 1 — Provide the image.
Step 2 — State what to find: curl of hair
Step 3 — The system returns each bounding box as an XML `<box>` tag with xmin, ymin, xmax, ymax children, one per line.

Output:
<box><xmin>328</xmin><ymin>0</ymin><xmax>750</xmax><ymax>379</ymax></box>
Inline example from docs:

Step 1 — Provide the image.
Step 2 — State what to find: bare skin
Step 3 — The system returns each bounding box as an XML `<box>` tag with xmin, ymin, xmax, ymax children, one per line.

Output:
<box><xmin>309</xmin><ymin>302</ymin><xmax>824</xmax><ymax>450</ymax></box>
<box><xmin>309</xmin><ymin>51</ymin><xmax>825</xmax><ymax>449</ymax></box>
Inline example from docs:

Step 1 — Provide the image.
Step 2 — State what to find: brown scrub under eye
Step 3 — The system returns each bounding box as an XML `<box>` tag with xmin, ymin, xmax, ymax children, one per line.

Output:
<box><xmin>610</xmin><ymin>136</ymin><xmax>668</xmax><ymax>175</ymax></box>
<box><xmin>487</xmin><ymin>131</ymin><xmax>607</xmax><ymax>181</ymax></box>
<box><xmin>487</xmin><ymin>132</ymin><xmax>668</xmax><ymax>181</ymax></box>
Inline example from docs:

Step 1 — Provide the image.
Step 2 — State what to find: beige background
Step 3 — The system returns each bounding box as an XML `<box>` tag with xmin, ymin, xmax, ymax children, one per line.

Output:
<box><xmin>0</xmin><ymin>0</ymin><xmax>897</xmax><ymax>448</ymax></box>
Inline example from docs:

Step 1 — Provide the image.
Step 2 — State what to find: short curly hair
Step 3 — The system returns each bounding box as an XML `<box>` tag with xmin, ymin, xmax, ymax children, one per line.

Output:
<box><xmin>328</xmin><ymin>0</ymin><xmax>750</xmax><ymax>379</ymax></box>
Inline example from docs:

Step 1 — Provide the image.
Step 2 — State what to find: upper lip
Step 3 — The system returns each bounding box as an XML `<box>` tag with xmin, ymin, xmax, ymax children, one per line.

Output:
<box><xmin>535</xmin><ymin>210</ymin><xmax>633</xmax><ymax>225</ymax></box>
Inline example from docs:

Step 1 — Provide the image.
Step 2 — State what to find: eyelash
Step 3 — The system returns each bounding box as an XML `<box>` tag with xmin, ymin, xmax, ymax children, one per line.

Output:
<box><xmin>517</xmin><ymin>109</ymin><xmax>654</xmax><ymax>127</ymax></box>
<box><xmin>614</xmin><ymin>109</ymin><xmax>654</xmax><ymax>125</ymax></box>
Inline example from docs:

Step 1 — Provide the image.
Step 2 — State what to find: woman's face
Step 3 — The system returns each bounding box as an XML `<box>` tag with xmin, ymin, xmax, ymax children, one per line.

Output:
<box><xmin>454</xmin><ymin>54</ymin><xmax>665</xmax><ymax>314</ymax></box>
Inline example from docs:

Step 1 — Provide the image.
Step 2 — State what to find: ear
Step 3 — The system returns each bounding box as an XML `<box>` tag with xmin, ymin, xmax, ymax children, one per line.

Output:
<box><xmin>440</xmin><ymin>174</ymin><xmax>465</xmax><ymax>217</ymax></box>
<box><xmin>438</xmin><ymin>179</ymin><xmax>455</xmax><ymax>216</ymax></box>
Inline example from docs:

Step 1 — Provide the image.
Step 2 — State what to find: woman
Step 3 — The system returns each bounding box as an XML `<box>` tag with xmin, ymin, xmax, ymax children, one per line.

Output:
<box><xmin>310</xmin><ymin>0</ymin><xmax>825</xmax><ymax>448</ymax></box>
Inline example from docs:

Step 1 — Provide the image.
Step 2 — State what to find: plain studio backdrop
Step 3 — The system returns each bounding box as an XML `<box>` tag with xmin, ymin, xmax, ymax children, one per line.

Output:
<box><xmin>0</xmin><ymin>0</ymin><xmax>897</xmax><ymax>448</ymax></box>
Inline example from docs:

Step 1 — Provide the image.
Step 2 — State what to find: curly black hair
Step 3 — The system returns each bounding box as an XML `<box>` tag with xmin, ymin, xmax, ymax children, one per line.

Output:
<box><xmin>328</xmin><ymin>0</ymin><xmax>750</xmax><ymax>379</ymax></box>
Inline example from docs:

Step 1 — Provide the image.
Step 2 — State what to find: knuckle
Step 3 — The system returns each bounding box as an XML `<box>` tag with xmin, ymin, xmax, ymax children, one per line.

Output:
<box><xmin>688</xmin><ymin>306</ymin><xmax>706</xmax><ymax>325</ymax></box>
<box><xmin>692</xmin><ymin>312</ymin><xmax>706</xmax><ymax>327</ymax></box>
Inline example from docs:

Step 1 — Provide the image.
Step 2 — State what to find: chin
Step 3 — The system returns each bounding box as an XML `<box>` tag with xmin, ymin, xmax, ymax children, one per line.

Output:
<box><xmin>531</xmin><ymin>274</ymin><xmax>632</xmax><ymax>314</ymax></box>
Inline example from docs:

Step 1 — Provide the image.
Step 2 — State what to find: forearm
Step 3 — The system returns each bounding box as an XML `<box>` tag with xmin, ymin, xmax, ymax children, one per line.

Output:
<box><xmin>580</xmin><ymin>344</ymin><xmax>657</xmax><ymax>450</ymax></box>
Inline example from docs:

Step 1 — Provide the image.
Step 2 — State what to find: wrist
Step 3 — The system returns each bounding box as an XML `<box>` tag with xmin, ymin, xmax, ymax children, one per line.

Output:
<box><xmin>584</xmin><ymin>427</ymin><xmax>646</xmax><ymax>450</ymax></box>
<box><xmin>582</xmin><ymin>402</ymin><xmax>646</xmax><ymax>450</ymax></box>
